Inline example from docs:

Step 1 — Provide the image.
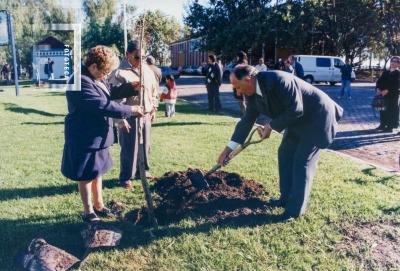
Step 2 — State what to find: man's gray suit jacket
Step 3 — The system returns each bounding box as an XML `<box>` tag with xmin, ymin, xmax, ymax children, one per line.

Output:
<box><xmin>231</xmin><ymin>70</ymin><xmax>344</xmax><ymax>149</ymax></box>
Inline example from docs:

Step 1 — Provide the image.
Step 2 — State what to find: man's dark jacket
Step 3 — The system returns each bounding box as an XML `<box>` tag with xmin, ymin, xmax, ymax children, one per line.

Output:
<box><xmin>231</xmin><ymin>71</ymin><xmax>343</xmax><ymax>149</ymax></box>
<box><xmin>206</xmin><ymin>63</ymin><xmax>221</xmax><ymax>86</ymax></box>
<box><xmin>340</xmin><ymin>64</ymin><xmax>352</xmax><ymax>80</ymax></box>
<box><xmin>293</xmin><ymin>61</ymin><xmax>304</xmax><ymax>79</ymax></box>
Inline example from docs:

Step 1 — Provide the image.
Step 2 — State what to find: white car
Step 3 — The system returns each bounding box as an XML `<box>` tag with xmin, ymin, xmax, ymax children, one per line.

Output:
<box><xmin>293</xmin><ymin>55</ymin><xmax>356</xmax><ymax>85</ymax></box>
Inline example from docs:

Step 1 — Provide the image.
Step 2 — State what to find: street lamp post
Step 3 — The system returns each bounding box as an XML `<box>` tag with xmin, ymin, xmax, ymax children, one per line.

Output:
<box><xmin>4</xmin><ymin>10</ymin><xmax>20</xmax><ymax>96</ymax></box>
<box><xmin>123</xmin><ymin>0</ymin><xmax>127</xmax><ymax>53</ymax></box>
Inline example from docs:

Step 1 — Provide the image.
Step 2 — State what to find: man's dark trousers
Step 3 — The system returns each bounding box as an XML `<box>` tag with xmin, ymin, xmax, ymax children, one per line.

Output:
<box><xmin>206</xmin><ymin>83</ymin><xmax>221</xmax><ymax>111</ymax></box>
<box><xmin>278</xmin><ymin>131</ymin><xmax>321</xmax><ymax>217</ymax></box>
<box><xmin>380</xmin><ymin>97</ymin><xmax>400</xmax><ymax>129</ymax></box>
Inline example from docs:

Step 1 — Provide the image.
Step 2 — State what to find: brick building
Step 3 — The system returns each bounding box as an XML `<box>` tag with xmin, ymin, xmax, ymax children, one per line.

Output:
<box><xmin>169</xmin><ymin>37</ymin><xmax>209</xmax><ymax>68</ymax></box>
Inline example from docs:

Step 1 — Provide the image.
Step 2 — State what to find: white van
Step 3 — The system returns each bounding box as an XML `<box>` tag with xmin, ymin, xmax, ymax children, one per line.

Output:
<box><xmin>293</xmin><ymin>55</ymin><xmax>356</xmax><ymax>85</ymax></box>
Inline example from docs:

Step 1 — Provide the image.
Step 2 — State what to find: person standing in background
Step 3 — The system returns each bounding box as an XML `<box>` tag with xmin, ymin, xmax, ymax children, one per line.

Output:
<box><xmin>146</xmin><ymin>55</ymin><xmax>162</xmax><ymax>83</ymax></box>
<box><xmin>338</xmin><ymin>59</ymin><xmax>353</xmax><ymax>99</ymax></box>
<box><xmin>375</xmin><ymin>56</ymin><xmax>400</xmax><ymax>133</ymax></box>
<box><xmin>283</xmin><ymin>59</ymin><xmax>294</xmax><ymax>74</ymax></box>
<box><xmin>46</xmin><ymin>58</ymin><xmax>55</xmax><ymax>80</ymax></box>
<box><xmin>233</xmin><ymin>51</ymin><xmax>248</xmax><ymax>115</ymax></box>
<box><xmin>108</xmin><ymin>41</ymin><xmax>159</xmax><ymax>189</ymax></box>
<box><xmin>160</xmin><ymin>75</ymin><xmax>178</xmax><ymax>117</ymax></box>
<box><xmin>289</xmin><ymin>55</ymin><xmax>304</xmax><ymax>79</ymax></box>
<box><xmin>205</xmin><ymin>54</ymin><xmax>222</xmax><ymax>112</ymax></box>
<box><xmin>255</xmin><ymin>58</ymin><xmax>268</xmax><ymax>72</ymax></box>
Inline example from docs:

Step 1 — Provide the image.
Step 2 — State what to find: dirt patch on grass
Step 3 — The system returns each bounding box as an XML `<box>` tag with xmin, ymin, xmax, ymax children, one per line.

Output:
<box><xmin>336</xmin><ymin>221</ymin><xmax>400</xmax><ymax>270</ymax></box>
<box><xmin>127</xmin><ymin>168</ymin><xmax>269</xmax><ymax>225</ymax></box>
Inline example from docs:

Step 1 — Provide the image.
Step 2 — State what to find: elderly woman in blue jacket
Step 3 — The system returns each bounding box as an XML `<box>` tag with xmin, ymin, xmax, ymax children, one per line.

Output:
<box><xmin>61</xmin><ymin>45</ymin><xmax>143</xmax><ymax>223</ymax></box>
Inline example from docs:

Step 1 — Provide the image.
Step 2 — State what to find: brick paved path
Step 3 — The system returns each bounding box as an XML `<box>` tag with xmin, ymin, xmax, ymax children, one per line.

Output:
<box><xmin>176</xmin><ymin>76</ymin><xmax>400</xmax><ymax>174</ymax></box>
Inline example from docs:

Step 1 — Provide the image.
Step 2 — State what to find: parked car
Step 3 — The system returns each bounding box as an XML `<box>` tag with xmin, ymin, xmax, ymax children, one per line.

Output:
<box><xmin>293</xmin><ymin>55</ymin><xmax>356</xmax><ymax>85</ymax></box>
<box><xmin>160</xmin><ymin>66</ymin><xmax>180</xmax><ymax>81</ymax></box>
<box><xmin>194</xmin><ymin>66</ymin><xmax>205</xmax><ymax>75</ymax></box>
<box><xmin>180</xmin><ymin>66</ymin><xmax>193</xmax><ymax>74</ymax></box>
<box><xmin>222</xmin><ymin>63</ymin><xmax>235</xmax><ymax>81</ymax></box>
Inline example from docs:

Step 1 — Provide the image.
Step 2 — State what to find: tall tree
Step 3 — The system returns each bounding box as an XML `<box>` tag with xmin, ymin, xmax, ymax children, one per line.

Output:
<box><xmin>377</xmin><ymin>0</ymin><xmax>400</xmax><ymax>55</ymax></box>
<box><xmin>184</xmin><ymin>0</ymin><xmax>389</xmax><ymax>63</ymax></box>
<box><xmin>135</xmin><ymin>10</ymin><xmax>182</xmax><ymax>64</ymax></box>
<box><xmin>82</xmin><ymin>0</ymin><xmax>137</xmax><ymax>54</ymax></box>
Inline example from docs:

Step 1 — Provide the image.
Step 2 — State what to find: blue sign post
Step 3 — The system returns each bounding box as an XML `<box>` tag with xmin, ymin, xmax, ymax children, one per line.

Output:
<box><xmin>0</xmin><ymin>10</ymin><xmax>19</xmax><ymax>96</ymax></box>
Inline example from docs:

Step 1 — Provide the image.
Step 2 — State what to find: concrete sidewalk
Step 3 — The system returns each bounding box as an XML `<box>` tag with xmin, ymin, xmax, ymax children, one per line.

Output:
<box><xmin>176</xmin><ymin>76</ymin><xmax>400</xmax><ymax>175</ymax></box>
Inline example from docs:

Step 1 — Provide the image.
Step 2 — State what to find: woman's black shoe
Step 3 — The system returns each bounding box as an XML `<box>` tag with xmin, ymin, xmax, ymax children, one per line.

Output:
<box><xmin>82</xmin><ymin>212</ymin><xmax>101</xmax><ymax>223</ymax></box>
<box><xmin>94</xmin><ymin>207</ymin><xmax>115</xmax><ymax>218</ymax></box>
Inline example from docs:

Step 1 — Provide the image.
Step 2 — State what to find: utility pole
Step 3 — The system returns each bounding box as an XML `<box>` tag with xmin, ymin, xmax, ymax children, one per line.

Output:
<box><xmin>275</xmin><ymin>33</ymin><xmax>278</xmax><ymax>62</ymax></box>
<box><xmin>123</xmin><ymin>0</ymin><xmax>127</xmax><ymax>53</ymax></box>
<box><xmin>262</xmin><ymin>42</ymin><xmax>265</xmax><ymax>60</ymax></box>
<box><xmin>2</xmin><ymin>10</ymin><xmax>20</xmax><ymax>96</ymax></box>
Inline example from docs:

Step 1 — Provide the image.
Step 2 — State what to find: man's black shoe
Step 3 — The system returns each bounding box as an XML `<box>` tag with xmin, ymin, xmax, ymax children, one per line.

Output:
<box><xmin>267</xmin><ymin>198</ymin><xmax>285</xmax><ymax>207</ymax></box>
<box><xmin>281</xmin><ymin>211</ymin><xmax>299</xmax><ymax>220</ymax></box>
<box><xmin>382</xmin><ymin>128</ymin><xmax>393</xmax><ymax>133</ymax></box>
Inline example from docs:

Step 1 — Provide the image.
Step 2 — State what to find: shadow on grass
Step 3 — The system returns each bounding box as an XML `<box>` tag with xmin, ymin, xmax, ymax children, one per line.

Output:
<box><xmin>0</xmin><ymin>179</ymin><xmax>121</xmax><ymax>201</ymax></box>
<box><xmin>152</xmin><ymin>121</ymin><xmax>207</xmax><ymax>128</ymax></box>
<box><xmin>35</xmin><ymin>91</ymin><xmax>66</xmax><ymax>97</ymax></box>
<box><xmin>159</xmin><ymin>102</ymin><xmax>201</xmax><ymax>115</ymax></box>
<box><xmin>344</xmin><ymin>174</ymin><xmax>398</xmax><ymax>186</ymax></box>
<box><xmin>1</xmin><ymin>215</ymin><xmax>92</xmax><ymax>270</ymax></box>
<box><xmin>2</xmin><ymin>103</ymin><xmax>64</xmax><ymax>117</ymax></box>
<box><xmin>331</xmin><ymin>131</ymin><xmax>400</xmax><ymax>151</ymax></box>
<box><xmin>0</xmin><ymin>80</ymin><xmax>33</xmax><ymax>86</ymax></box>
<box><xmin>2</xmin><ymin>209</ymin><xmax>285</xmax><ymax>270</ymax></box>
<box><xmin>380</xmin><ymin>205</ymin><xmax>400</xmax><ymax>215</ymax></box>
<box><xmin>21</xmin><ymin>121</ymin><xmax>64</xmax><ymax>126</ymax></box>
<box><xmin>344</xmin><ymin>178</ymin><xmax>368</xmax><ymax>185</ymax></box>
<box><xmin>362</xmin><ymin>167</ymin><xmax>377</xmax><ymax>177</ymax></box>
<box><xmin>120</xmin><ymin>211</ymin><xmax>286</xmax><ymax>250</ymax></box>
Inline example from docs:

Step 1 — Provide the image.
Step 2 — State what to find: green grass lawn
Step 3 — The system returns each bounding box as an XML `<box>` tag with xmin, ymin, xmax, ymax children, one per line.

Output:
<box><xmin>0</xmin><ymin>86</ymin><xmax>399</xmax><ymax>270</ymax></box>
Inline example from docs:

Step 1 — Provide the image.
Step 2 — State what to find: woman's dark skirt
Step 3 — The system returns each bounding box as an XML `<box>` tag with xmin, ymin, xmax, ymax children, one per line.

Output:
<box><xmin>61</xmin><ymin>144</ymin><xmax>112</xmax><ymax>181</ymax></box>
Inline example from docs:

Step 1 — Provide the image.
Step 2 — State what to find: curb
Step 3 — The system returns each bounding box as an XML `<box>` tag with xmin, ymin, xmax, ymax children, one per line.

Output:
<box><xmin>326</xmin><ymin>149</ymin><xmax>400</xmax><ymax>176</ymax></box>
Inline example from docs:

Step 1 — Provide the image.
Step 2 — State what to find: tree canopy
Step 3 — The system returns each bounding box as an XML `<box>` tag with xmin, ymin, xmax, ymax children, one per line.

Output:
<box><xmin>184</xmin><ymin>0</ymin><xmax>400</xmax><ymax>62</ymax></box>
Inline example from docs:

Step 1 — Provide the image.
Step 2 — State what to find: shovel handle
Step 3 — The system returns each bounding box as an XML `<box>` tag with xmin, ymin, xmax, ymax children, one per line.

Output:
<box><xmin>206</xmin><ymin>163</ymin><xmax>222</xmax><ymax>175</ymax></box>
<box><xmin>228</xmin><ymin>145</ymin><xmax>243</xmax><ymax>159</ymax></box>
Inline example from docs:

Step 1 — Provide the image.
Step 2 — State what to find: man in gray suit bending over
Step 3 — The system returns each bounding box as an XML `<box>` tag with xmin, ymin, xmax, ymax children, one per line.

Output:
<box><xmin>217</xmin><ymin>65</ymin><xmax>343</xmax><ymax>219</ymax></box>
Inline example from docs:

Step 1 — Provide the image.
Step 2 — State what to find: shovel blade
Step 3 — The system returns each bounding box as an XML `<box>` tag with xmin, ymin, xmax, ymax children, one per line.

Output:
<box><xmin>188</xmin><ymin>170</ymin><xmax>209</xmax><ymax>189</ymax></box>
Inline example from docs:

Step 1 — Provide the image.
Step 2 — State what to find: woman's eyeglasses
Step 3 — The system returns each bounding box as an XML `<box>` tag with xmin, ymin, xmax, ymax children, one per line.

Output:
<box><xmin>134</xmin><ymin>55</ymin><xmax>140</xmax><ymax>61</ymax></box>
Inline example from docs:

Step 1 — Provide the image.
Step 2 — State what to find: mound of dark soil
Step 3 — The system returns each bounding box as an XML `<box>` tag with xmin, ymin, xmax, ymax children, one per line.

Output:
<box><xmin>128</xmin><ymin>168</ymin><xmax>269</xmax><ymax>225</ymax></box>
<box><xmin>336</xmin><ymin>221</ymin><xmax>400</xmax><ymax>270</ymax></box>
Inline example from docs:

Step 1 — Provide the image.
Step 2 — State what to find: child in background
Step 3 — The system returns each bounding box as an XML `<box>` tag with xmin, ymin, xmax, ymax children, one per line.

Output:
<box><xmin>160</xmin><ymin>75</ymin><xmax>178</xmax><ymax>117</ymax></box>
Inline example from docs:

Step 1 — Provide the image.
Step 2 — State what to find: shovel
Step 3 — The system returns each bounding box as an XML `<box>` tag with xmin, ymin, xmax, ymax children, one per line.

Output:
<box><xmin>190</xmin><ymin>124</ymin><xmax>265</xmax><ymax>189</ymax></box>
